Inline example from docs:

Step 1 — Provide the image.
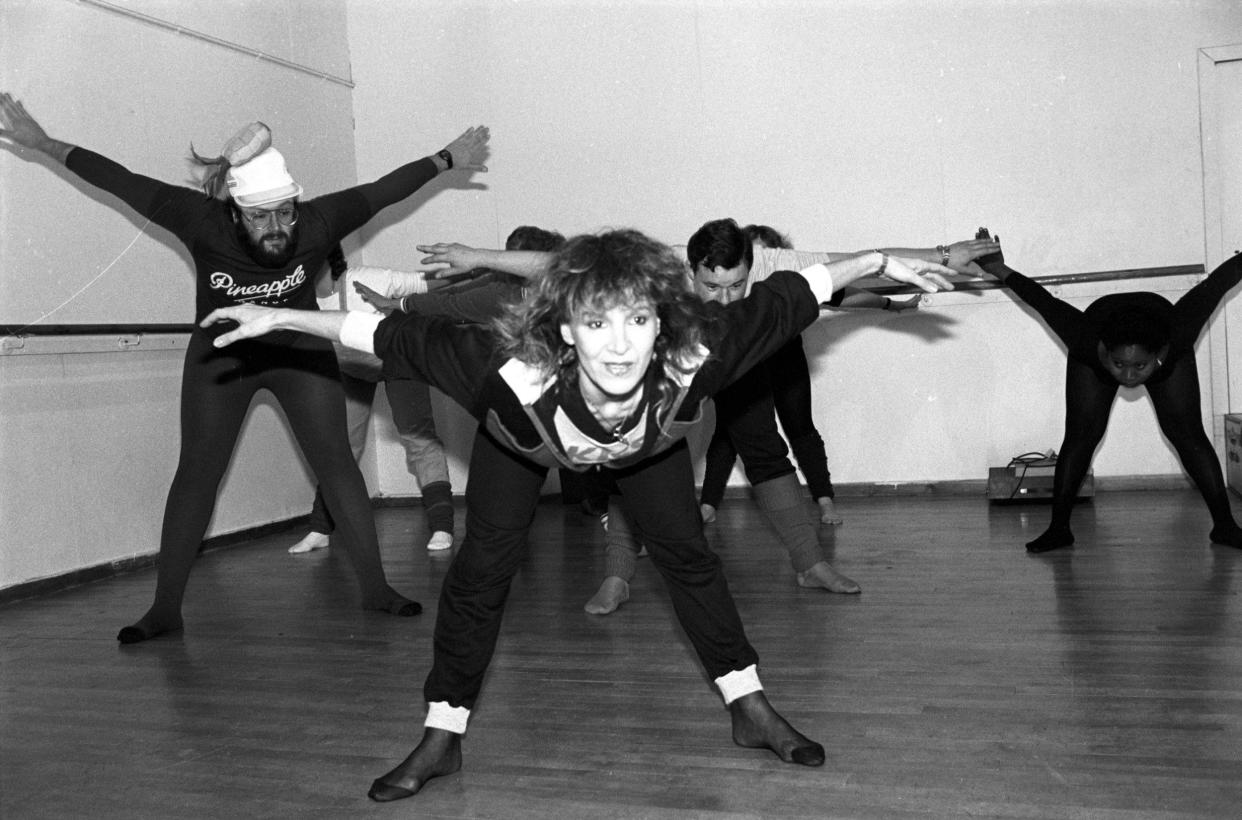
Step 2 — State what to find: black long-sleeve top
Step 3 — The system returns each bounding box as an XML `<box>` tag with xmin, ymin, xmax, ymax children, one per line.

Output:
<box><xmin>64</xmin><ymin>147</ymin><xmax>440</xmax><ymax>343</ymax></box>
<box><xmin>1002</xmin><ymin>254</ymin><xmax>1242</xmax><ymax>385</ymax></box>
<box><xmin>369</xmin><ymin>269</ymin><xmax>822</xmax><ymax>470</ymax></box>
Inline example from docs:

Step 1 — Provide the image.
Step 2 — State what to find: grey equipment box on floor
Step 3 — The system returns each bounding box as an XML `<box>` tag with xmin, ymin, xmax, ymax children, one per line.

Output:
<box><xmin>986</xmin><ymin>461</ymin><xmax>1093</xmax><ymax>503</ymax></box>
<box><xmin>1226</xmin><ymin>414</ymin><xmax>1242</xmax><ymax>495</ymax></box>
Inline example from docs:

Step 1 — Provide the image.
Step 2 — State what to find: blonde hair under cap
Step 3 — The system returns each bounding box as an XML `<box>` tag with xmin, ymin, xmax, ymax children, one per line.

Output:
<box><xmin>190</xmin><ymin>121</ymin><xmax>302</xmax><ymax>205</ymax></box>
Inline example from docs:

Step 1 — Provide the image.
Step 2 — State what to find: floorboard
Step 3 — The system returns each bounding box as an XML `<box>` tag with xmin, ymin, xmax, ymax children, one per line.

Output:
<box><xmin>3</xmin><ymin>489</ymin><xmax>1242</xmax><ymax>819</ymax></box>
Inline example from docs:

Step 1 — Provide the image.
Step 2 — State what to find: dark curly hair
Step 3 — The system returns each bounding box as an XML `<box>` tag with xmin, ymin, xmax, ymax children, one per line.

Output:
<box><xmin>506</xmin><ymin>225</ymin><xmax>566</xmax><ymax>252</ymax></box>
<box><xmin>492</xmin><ymin>229</ymin><xmax>718</xmax><ymax>410</ymax></box>
<box><xmin>1099</xmin><ymin>307</ymin><xmax>1171</xmax><ymax>354</ymax></box>
<box><xmin>687</xmin><ymin>218</ymin><xmax>753</xmax><ymax>274</ymax></box>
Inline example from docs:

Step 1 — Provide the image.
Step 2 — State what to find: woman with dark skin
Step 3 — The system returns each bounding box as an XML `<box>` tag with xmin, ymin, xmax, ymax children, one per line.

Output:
<box><xmin>977</xmin><ymin>231</ymin><xmax>1242</xmax><ymax>552</ymax></box>
<box><xmin>203</xmin><ymin>229</ymin><xmax>953</xmax><ymax>801</ymax></box>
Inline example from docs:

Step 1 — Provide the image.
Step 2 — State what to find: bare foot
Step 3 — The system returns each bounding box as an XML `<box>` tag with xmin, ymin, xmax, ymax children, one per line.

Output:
<box><xmin>729</xmin><ymin>691</ymin><xmax>824</xmax><ymax>766</ymax></box>
<box><xmin>701</xmin><ymin>503</ymin><xmax>717</xmax><ymax>523</ymax></box>
<box><xmin>817</xmin><ymin>497</ymin><xmax>843</xmax><ymax>525</ymax></box>
<box><xmin>288</xmin><ymin>531</ymin><xmax>329</xmax><ymax>554</ymax></box>
<box><xmin>368</xmin><ymin>728</ymin><xmax>462</xmax><ymax>802</ymax></box>
<box><xmin>584</xmin><ymin>576</ymin><xmax>630</xmax><ymax>615</ymax></box>
<box><xmin>796</xmin><ymin>561</ymin><xmax>860</xmax><ymax>594</ymax></box>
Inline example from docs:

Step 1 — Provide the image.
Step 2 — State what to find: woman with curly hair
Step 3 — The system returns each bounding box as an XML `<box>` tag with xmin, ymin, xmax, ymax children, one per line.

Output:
<box><xmin>202</xmin><ymin>228</ymin><xmax>954</xmax><ymax>802</ymax></box>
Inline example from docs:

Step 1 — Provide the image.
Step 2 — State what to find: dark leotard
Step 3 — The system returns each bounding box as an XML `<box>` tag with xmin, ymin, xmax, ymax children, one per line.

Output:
<box><xmin>989</xmin><ymin>254</ymin><xmax>1242</xmax><ymax>550</ymax></box>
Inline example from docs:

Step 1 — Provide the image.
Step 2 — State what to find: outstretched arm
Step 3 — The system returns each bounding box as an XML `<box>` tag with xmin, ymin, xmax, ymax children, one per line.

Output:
<box><xmin>833</xmin><ymin>287</ymin><xmax>922</xmax><ymax>312</ymax></box>
<box><xmin>2</xmin><ymin>93</ymin><xmax>195</xmax><ymax>229</ymax></box>
<box><xmin>801</xmin><ymin>252</ymin><xmax>955</xmax><ymax>302</ymax></box>
<box><xmin>202</xmin><ymin>304</ymin><xmax>348</xmax><ymax>348</ymax></box>
<box><xmin>416</xmin><ymin>243</ymin><xmax>554</xmax><ymax>280</ymax></box>
<box><xmin>354</xmin><ymin>126</ymin><xmax>490</xmax><ymax>214</ymax></box>
<box><xmin>974</xmin><ymin>230</ymin><xmax>1086</xmax><ymax>343</ymax></box>
<box><xmin>706</xmin><ymin>256</ymin><xmax>951</xmax><ymax>391</ymax></box>
<box><xmin>0</xmin><ymin>93</ymin><xmax>74</xmax><ymax>163</ymax></box>
<box><xmin>750</xmin><ymin>236</ymin><xmax>1000</xmax><ymax>283</ymax></box>
<box><xmin>868</xmin><ymin>236</ymin><xmax>1001</xmax><ymax>278</ymax></box>
<box><xmin>204</xmin><ymin>304</ymin><xmax>492</xmax><ymax>416</ymax></box>
<box><xmin>1174</xmin><ymin>252</ymin><xmax>1242</xmax><ymax>335</ymax></box>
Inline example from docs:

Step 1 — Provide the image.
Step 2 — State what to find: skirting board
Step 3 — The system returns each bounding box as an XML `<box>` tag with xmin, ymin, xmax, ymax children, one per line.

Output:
<box><xmin>0</xmin><ymin>474</ymin><xmax>1201</xmax><ymax>605</ymax></box>
<box><xmin>719</xmin><ymin>475</ymin><xmax>1194</xmax><ymax>498</ymax></box>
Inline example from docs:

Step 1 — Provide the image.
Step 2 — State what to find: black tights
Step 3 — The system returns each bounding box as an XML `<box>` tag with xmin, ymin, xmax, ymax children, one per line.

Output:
<box><xmin>120</xmin><ymin>333</ymin><xmax>415</xmax><ymax>642</ymax></box>
<box><xmin>1039</xmin><ymin>351</ymin><xmax>1241</xmax><ymax>550</ymax></box>
<box><xmin>424</xmin><ymin>432</ymin><xmax>757</xmax><ymax>708</ymax></box>
<box><xmin>700</xmin><ymin>337</ymin><xmax>832</xmax><ymax>508</ymax></box>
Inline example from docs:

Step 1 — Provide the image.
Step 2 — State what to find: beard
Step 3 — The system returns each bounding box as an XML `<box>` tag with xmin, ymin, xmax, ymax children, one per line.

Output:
<box><xmin>235</xmin><ymin>218</ymin><xmax>299</xmax><ymax>268</ymax></box>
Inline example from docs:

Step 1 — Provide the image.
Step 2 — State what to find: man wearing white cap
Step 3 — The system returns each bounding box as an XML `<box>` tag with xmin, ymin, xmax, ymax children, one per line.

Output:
<box><xmin>0</xmin><ymin>92</ymin><xmax>489</xmax><ymax>643</ymax></box>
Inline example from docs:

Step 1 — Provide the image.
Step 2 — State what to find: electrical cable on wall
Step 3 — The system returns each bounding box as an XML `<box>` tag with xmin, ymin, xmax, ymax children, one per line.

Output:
<box><xmin>5</xmin><ymin>219</ymin><xmax>153</xmax><ymax>337</ymax></box>
<box><xmin>78</xmin><ymin>0</ymin><xmax>354</xmax><ymax>88</ymax></box>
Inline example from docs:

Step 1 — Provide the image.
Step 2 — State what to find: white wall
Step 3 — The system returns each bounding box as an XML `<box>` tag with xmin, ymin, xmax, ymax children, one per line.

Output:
<box><xmin>345</xmin><ymin>0</ymin><xmax>1242</xmax><ymax>496</ymax></box>
<box><xmin>1</xmin><ymin>342</ymin><xmax>321</xmax><ymax>582</ymax></box>
<box><xmin>3</xmin><ymin>0</ymin><xmax>1240</xmax><ymax>591</ymax></box>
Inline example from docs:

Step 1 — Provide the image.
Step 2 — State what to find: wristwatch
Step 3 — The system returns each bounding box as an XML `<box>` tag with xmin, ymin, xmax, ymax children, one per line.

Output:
<box><xmin>436</xmin><ymin>149</ymin><xmax>454</xmax><ymax>170</ymax></box>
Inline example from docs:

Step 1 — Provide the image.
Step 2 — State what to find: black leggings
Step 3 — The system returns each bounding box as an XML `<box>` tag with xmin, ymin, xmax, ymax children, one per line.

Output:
<box><xmin>147</xmin><ymin>332</ymin><xmax>398</xmax><ymax>618</ymax></box>
<box><xmin>1051</xmin><ymin>342</ymin><xmax>1236</xmax><ymax>534</ymax></box>
<box><xmin>700</xmin><ymin>336</ymin><xmax>832</xmax><ymax>507</ymax></box>
<box><xmin>699</xmin><ymin>362</ymin><xmax>800</xmax><ymax>509</ymax></box>
<box><xmin>984</xmin><ymin>258</ymin><xmax>1242</xmax><ymax>544</ymax></box>
<box><xmin>425</xmin><ymin>431</ymin><xmax>758</xmax><ymax>709</ymax></box>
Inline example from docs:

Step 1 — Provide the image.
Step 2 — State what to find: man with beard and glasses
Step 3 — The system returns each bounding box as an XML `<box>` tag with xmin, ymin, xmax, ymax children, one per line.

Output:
<box><xmin>0</xmin><ymin>93</ymin><xmax>489</xmax><ymax>643</ymax></box>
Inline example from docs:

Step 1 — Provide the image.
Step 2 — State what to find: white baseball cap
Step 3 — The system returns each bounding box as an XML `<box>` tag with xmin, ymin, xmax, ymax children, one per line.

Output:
<box><xmin>226</xmin><ymin>147</ymin><xmax>303</xmax><ymax>207</ymax></box>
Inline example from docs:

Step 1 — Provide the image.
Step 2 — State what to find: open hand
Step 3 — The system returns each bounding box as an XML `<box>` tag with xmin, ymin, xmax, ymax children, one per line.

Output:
<box><xmin>882</xmin><ymin>257</ymin><xmax>956</xmax><ymax>293</ymax></box>
<box><xmin>442</xmin><ymin>126</ymin><xmax>490</xmax><ymax>172</ymax></box>
<box><xmin>201</xmin><ymin>304</ymin><xmax>284</xmax><ymax>347</ymax></box>
<box><xmin>353</xmin><ymin>281</ymin><xmax>399</xmax><ymax>314</ymax></box>
<box><xmin>416</xmin><ymin>242</ymin><xmax>488</xmax><ymax>279</ymax></box>
<box><xmin>0</xmin><ymin>92</ymin><xmax>51</xmax><ymax>150</ymax></box>
<box><xmin>944</xmin><ymin>236</ymin><xmax>1003</xmax><ymax>278</ymax></box>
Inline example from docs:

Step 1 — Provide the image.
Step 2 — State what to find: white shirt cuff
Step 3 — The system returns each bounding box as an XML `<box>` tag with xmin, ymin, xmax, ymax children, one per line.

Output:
<box><xmin>425</xmin><ymin>701</ymin><xmax>470</xmax><ymax>734</ymax></box>
<box><xmin>798</xmin><ymin>263</ymin><xmax>836</xmax><ymax>305</ymax></box>
<box><xmin>714</xmin><ymin>664</ymin><xmax>763</xmax><ymax>705</ymax></box>
<box><xmin>339</xmin><ymin>310</ymin><xmax>383</xmax><ymax>355</ymax></box>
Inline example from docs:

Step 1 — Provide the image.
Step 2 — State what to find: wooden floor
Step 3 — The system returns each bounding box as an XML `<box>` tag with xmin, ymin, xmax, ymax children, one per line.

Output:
<box><xmin>3</xmin><ymin>490</ymin><xmax>1242</xmax><ymax>819</ymax></box>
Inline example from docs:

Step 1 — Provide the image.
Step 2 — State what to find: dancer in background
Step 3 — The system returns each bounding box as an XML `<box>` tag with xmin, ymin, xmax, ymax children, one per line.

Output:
<box><xmin>585</xmin><ymin>219</ymin><xmax>997</xmax><ymax>614</ymax></box>
<box><xmin>357</xmin><ymin>225</ymin><xmax>564</xmax><ymax>324</ymax></box>
<box><xmin>202</xmin><ymin>227</ymin><xmax>954</xmax><ymax>800</ymax></box>
<box><xmin>0</xmin><ymin>92</ymin><xmax>488</xmax><ymax>641</ymax></box>
<box><xmin>354</xmin><ymin>226</ymin><xmax>604</xmax><ymax>523</ymax></box>
<box><xmin>975</xmin><ymin>229</ymin><xmax>1242</xmax><ymax>552</ymax></box>
<box><xmin>698</xmin><ymin>223</ymin><xmax>922</xmax><ymax>528</ymax></box>
<box><xmin>288</xmin><ymin>245</ymin><xmax>456</xmax><ymax>554</ymax></box>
